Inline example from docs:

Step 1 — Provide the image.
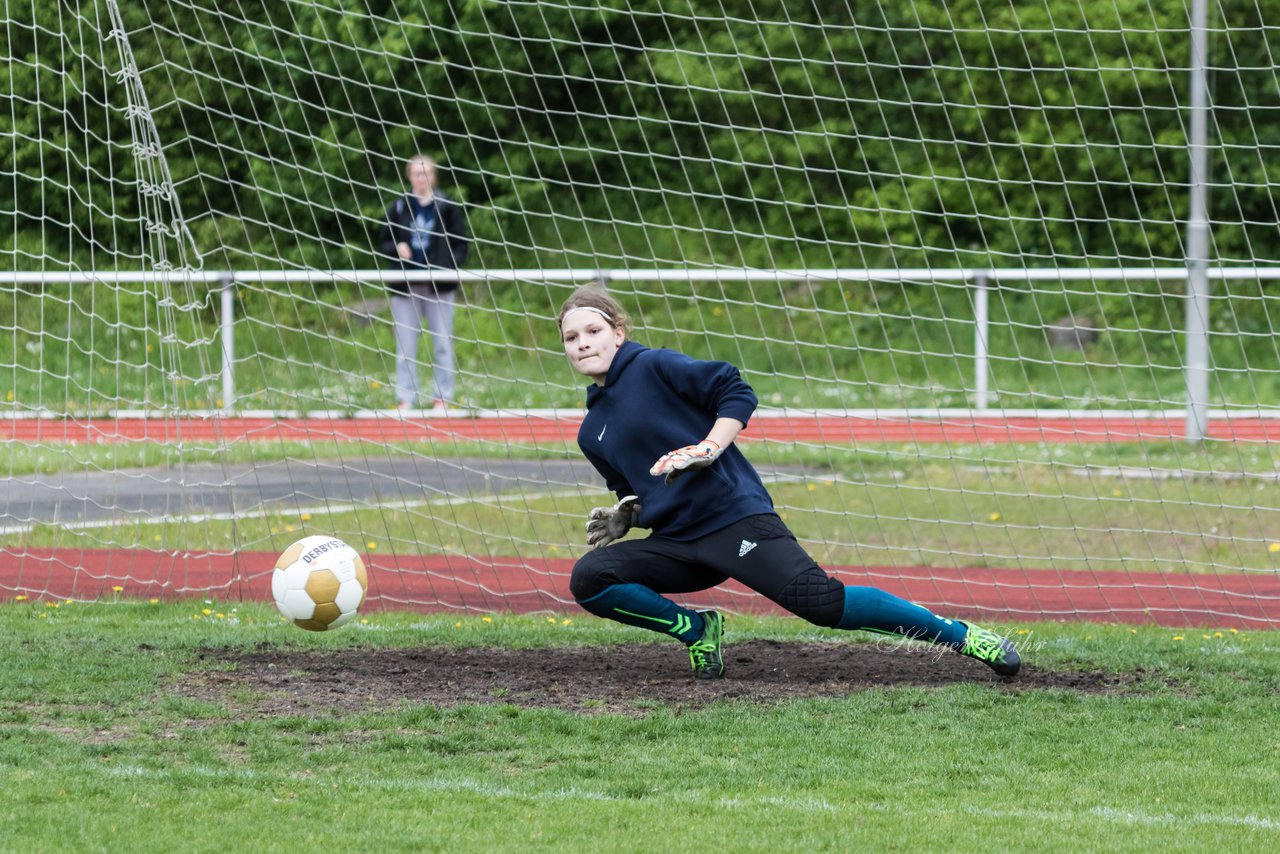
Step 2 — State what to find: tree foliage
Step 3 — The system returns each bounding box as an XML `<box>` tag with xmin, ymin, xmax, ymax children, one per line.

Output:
<box><xmin>3</xmin><ymin>0</ymin><xmax>1275</xmax><ymax>273</ymax></box>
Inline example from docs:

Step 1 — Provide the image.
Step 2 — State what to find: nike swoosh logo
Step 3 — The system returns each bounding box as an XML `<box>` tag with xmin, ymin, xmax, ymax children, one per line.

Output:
<box><xmin>597</xmin><ymin>425</ymin><xmax>607</xmax><ymax>441</ymax></box>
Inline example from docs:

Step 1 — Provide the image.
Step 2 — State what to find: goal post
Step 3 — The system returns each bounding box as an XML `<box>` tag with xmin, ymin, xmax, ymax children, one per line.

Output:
<box><xmin>3</xmin><ymin>0</ymin><xmax>1279</xmax><ymax>627</ymax></box>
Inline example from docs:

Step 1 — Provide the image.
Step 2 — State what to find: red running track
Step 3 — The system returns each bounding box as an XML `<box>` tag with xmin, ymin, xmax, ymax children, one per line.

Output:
<box><xmin>4</xmin><ymin>548</ymin><xmax>1277</xmax><ymax>628</ymax></box>
<box><xmin>5</xmin><ymin>414</ymin><xmax>1280</xmax><ymax>444</ymax></box>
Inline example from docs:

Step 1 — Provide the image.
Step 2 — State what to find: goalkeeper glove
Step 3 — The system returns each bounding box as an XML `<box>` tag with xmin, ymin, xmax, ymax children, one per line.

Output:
<box><xmin>649</xmin><ymin>440</ymin><xmax>723</xmax><ymax>484</ymax></box>
<box><xmin>586</xmin><ymin>495</ymin><xmax>641</xmax><ymax>549</ymax></box>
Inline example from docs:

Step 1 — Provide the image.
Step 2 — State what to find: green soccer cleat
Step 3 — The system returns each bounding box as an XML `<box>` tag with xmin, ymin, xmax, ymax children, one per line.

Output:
<box><xmin>688</xmin><ymin>610</ymin><xmax>725</xmax><ymax>679</ymax></box>
<box><xmin>960</xmin><ymin>623</ymin><xmax>1022</xmax><ymax>677</ymax></box>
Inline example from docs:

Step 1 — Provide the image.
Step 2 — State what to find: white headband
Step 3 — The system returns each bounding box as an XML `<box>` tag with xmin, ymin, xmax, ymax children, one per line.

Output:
<box><xmin>562</xmin><ymin>306</ymin><xmax>613</xmax><ymax>325</ymax></box>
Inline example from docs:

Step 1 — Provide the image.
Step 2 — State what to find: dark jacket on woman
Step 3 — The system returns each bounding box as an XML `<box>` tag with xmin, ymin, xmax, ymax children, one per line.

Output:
<box><xmin>577</xmin><ymin>340</ymin><xmax>774</xmax><ymax>540</ymax></box>
<box><xmin>375</xmin><ymin>191</ymin><xmax>469</xmax><ymax>294</ymax></box>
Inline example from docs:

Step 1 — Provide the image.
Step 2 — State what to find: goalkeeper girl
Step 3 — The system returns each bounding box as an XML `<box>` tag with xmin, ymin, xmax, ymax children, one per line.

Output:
<box><xmin>560</xmin><ymin>286</ymin><xmax>1021</xmax><ymax>679</ymax></box>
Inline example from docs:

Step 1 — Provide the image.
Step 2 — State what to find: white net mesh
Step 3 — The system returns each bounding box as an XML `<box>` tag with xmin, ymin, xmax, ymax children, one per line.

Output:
<box><xmin>2</xmin><ymin>1</ymin><xmax>1279</xmax><ymax>626</ymax></box>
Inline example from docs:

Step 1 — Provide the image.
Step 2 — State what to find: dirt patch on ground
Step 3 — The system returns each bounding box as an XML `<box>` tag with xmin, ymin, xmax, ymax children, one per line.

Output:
<box><xmin>176</xmin><ymin>640</ymin><xmax>1157</xmax><ymax>716</ymax></box>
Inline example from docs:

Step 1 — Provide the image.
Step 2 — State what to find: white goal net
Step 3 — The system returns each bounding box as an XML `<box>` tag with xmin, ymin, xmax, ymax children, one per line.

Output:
<box><xmin>3</xmin><ymin>0</ymin><xmax>1278</xmax><ymax>627</ymax></box>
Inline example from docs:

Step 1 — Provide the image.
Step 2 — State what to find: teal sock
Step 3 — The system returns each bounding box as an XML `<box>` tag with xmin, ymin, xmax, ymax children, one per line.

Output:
<box><xmin>576</xmin><ymin>583</ymin><xmax>705</xmax><ymax>644</ymax></box>
<box><xmin>835</xmin><ymin>586</ymin><xmax>967</xmax><ymax>649</ymax></box>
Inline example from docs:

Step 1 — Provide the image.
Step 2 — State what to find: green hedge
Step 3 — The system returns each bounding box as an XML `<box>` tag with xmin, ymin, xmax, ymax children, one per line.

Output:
<box><xmin>6</xmin><ymin>0</ymin><xmax>1276</xmax><ymax>272</ymax></box>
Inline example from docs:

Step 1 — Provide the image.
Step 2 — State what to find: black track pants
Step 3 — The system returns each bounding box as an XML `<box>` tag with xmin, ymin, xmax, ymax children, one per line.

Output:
<box><xmin>569</xmin><ymin>514</ymin><xmax>846</xmax><ymax>627</ymax></box>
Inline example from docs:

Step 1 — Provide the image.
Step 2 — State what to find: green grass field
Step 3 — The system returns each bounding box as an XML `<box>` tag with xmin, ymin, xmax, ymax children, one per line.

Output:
<box><xmin>1</xmin><ymin>602</ymin><xmax>1277</xmax><ymax>852</ymax></box>
<box><xmin>10</xmin><ymin>436</ymin><xmax>1280</xmax><ymax>478</ymax></box>
<box><xmin>6</xmin><ymin>420</ymin><xmax>1279</xmax><ymax>849</ymax></box>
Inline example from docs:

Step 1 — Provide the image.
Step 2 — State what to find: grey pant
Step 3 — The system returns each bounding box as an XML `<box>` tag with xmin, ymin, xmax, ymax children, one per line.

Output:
<box><xmin>391</xmin><ymin>285</ymin><xmax>456</xmax><ymax>404</ymax></box>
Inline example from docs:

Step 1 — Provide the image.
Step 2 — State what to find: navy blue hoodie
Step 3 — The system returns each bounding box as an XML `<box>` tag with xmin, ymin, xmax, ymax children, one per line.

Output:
<box><xmin>578</xmin><ymin>340</ymin><xmax>775</xmax><ymax>540</ymax></box>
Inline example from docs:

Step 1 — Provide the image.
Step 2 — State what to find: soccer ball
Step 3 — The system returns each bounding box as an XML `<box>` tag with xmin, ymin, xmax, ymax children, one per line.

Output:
<box><xmin>271</xmin><ymin>535</ymin><xmax>368</xmax><ymax>631</ymax></box>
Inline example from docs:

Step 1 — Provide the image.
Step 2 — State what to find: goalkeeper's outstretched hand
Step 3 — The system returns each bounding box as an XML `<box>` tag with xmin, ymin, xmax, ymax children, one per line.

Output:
<box><xmin>649</xmin><ymin>440</ymin><xmax>723</xmax><ymax>484</ymax></box>
<box><xmin>586</xmin><ymin>495</ymin><xmax>641</xmax><ymax>549</ymax></box>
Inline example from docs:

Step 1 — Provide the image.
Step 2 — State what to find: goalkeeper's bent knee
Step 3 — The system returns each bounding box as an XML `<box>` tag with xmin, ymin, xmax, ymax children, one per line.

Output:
<box><xmin>569</xmin><ymin>547</ymin><xmax>618</xmax><ymax>602</ymax></box>
<box><xmin>773</xmin><ymin>566</ymin><xmax>846</xmax><ymax>627</ymax></box>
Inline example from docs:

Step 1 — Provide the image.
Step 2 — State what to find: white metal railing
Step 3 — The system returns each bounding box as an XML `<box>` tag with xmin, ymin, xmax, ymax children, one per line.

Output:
<box><xmin>8</xmin><ymin>266</ymin><xmax>1280</xmax><ymax>440</ymax></box>
<box><xmin>9</xmin><ymin>266</ymin><xmax>1280</xmax><ymax>285</ymax></box>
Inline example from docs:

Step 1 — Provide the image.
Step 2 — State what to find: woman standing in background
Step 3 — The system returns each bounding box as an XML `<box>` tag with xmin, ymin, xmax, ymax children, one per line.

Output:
<box><xmin>376</xmin><ymin>154</ymin><xmax>469</xmax><ymax>410</ymax></box>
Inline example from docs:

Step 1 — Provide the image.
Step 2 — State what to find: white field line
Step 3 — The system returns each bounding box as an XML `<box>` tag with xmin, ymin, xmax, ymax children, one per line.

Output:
<box><xmin>1</xmin><ymin>473</ymin><xmax>795</xmax><ymax>538</ymax></box>
<box><xmin>0</xmin><ymin>486</ymin><xmax>608</xmax><ymax>538</ymax></box>
<box><xmin>958</xmin><ymin>464</ymin><xmax>1280</xmax><ymax>482</ymax></box>
<box><xmin>94</xmin><ymin>764</ymin><xmax>1280</xmax><ymax>832</ymax></box>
